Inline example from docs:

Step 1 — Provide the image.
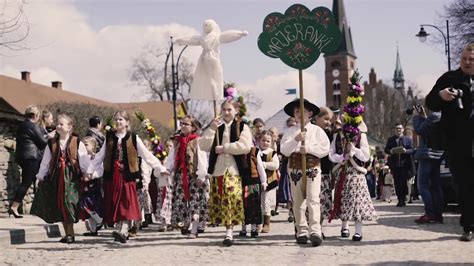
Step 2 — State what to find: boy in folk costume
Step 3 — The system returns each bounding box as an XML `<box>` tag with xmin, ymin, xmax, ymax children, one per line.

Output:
<box><xmin>329</xmin><ymin>121</ymin><xmax>376</xmax><ymax>241</ymax></box>
<box><xmin>280</xmin><ymin>98</ymin><xmax>330</xmax><ymax>247</ymax></box>
<box><xmin>90</xmin><ymin>110</ymin><xmax>169</xmax><ymax>243</ymax></box>
<box><xmin>200</xmin><ymin>99</ymin><xmax>252</xmax><ymax>247</ymax></box>
<box><xmin>166</xmin><ymin>115</ymin><xmax>209</xmax><ymax>238</ymax></box>
<box><xmin>259</xmin><ymin>130</ymin><xmax>280</xmax><ymax>233</ymax></box>
<box><xmin>32</xmin><ymin>114</ymin><xmax>92</xmax><ymax>244</ymax></box>
<box><xmin>80</xmin><ymin>136</ymin><xmax>104</xmax><ymax>237</ymax></box>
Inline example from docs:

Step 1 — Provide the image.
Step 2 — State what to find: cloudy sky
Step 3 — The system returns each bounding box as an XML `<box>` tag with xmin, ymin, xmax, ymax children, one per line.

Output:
<box><xmin>0</xmin><ymin>0</ymin><xmax>453</xmax><ymax>119</ymax></box>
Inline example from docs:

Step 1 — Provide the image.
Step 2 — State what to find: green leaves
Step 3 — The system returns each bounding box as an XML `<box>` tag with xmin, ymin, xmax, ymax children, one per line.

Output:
<box><xmin>258</xmin><ymin>4</ymin><xmax>342</xmax><ymax>70</ymax></box>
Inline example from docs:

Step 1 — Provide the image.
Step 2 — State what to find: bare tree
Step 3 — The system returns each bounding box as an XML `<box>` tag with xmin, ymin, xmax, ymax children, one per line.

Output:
<box><xmin>0</xmin><ymin>0</ymin><xmax>29</xmax><ymax>53</ymax></box>
<box><xmin>439</xmin><ymin>0</ymin><xmax>473</xmax><ymax>66</ymax></box>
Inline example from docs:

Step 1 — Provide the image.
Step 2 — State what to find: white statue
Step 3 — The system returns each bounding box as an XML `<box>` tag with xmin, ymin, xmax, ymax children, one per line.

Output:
<box><xmin>175</xmin><ymin>19</ymin><xmax>248</xmax><ymax>101</ymax></box>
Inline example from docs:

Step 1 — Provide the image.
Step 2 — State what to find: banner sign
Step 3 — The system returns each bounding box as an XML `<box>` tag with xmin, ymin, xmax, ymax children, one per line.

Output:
<box><xmin>258</xmin><ymin>4</ymin><xmax>342</xmax><ymax>70</ymax></box>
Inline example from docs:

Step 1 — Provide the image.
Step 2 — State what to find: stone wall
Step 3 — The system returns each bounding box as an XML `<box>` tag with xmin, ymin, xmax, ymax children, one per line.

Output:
<box><xmin>0</xmin><ymin>113</ymin><xmax>29</xmax><ymax>214</ymax></box>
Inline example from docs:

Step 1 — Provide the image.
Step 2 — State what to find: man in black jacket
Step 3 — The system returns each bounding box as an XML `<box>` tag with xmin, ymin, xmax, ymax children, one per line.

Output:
<box><xmin>384</xmin><ymin>124</ymin><xmax>415</xmax><ymax>207</ymax></box>
<box><xmin>9</xmin><ymin>105</ymin><xmax>53</xmax><ymax>218</ymax></box>
<box><xmin>425</xmin><ymin>43</ymin><xmax>474</xmax><ymax>242</ymax></box>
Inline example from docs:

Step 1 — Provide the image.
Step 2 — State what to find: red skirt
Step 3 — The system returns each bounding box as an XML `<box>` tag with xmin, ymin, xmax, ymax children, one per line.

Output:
<box><xmin>103</xmin><ymin>161</ymin><xmax>141</xmax><ymax>225</ymax></box>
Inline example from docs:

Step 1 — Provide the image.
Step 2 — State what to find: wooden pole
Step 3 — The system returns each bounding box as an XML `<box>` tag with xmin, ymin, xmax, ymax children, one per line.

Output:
<box><xmin>213</xmin><ymin>100</ymin><xmax>220</xmax><ymax>146</ymax></box>
<box><xmin>298</xmin><ymin>69</ymin><xmax>307</xmax><ymax>198</ymax></box>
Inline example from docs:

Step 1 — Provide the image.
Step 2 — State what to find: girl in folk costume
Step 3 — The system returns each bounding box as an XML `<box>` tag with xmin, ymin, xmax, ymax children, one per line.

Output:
<box><xmin>259</xmin><ymin>130</ymin><xmax>280</xmax><ymax>233</ymax></box>
<box><xmin>328</xmin><ymin>121</ymin><xmax>376</xmax><ymax>241</ymax></box>
<box><xmin>156</xmin><ymin>139</ymin><xmax>174</xmax><ymax>232</ymax></box>
<box><xmin>166</xmin><ymin>115</ymin><xmax>209</xmax><ymax>238</ymax></box>
<box><xmin>32</xmin><ymin>114</ymin><xmax>91</xmax><ymax>244</ymax></box>
<box><xmin>314</xmin><ymin>107</ymin><xmax>335</xmax><ymax>238</ymax></box>
<box><xmin>91</xmin><ymin>110</ymin><xmax>169</xmax><ymax>243</ymax></box>
<box><xmin>329</xmin><ymin>70</ymin><xmax>376</xmax><ymax>241</ymax></box>
<box><xmin>239</xmin><ymin>138</ymin><xmax>267</xmax><ymax>239</ymax></box>
<box><xmin>200</xmin><ymin>99</ymin><xmax>252</xmax><ymax>247</ymax></box>
<box><xmin>80</xmin><ymin>136</ymin><xmax>104</xmax><ymax>237</ymax></box>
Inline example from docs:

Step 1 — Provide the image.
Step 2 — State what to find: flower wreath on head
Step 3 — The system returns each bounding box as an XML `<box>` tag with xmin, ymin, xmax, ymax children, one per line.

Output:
<box><xmin>342</xmin><ymin>69</ymin><xmax>365</xmax><ymax>144</ymax></box>
<box><xmin>223</xmin><ymin>82</ymin><xmax>250</xmax><ymax>124</ymax></box>
<box><xmin>135</xmin><ymin>110</ymin><xmax>168</xmax><ymax>160</ymax></box>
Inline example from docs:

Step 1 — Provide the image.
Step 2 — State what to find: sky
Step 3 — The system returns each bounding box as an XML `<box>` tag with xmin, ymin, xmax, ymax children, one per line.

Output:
<box><xmin>0</xmin><ymin>0</ymin><xmax>454</xmax><ymax>120</ymax></box>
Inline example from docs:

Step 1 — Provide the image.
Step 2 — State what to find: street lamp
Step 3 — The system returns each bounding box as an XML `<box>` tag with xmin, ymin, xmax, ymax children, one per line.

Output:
<box><xmin>416</xmin><ymin>20</ymin><xmax>451</xmax><ymax>71</ymax></box>
<box><xmin>164</xmin><ymin>36</ymin><xmax>188</xmax><ymax>131</ymax></box>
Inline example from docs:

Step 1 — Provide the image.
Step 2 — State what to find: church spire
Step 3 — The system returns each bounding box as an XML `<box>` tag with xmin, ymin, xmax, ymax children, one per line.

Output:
<box><xmin>393</xmin><ymin>45</ymin><xmax>405</xmax><ymax>90</ymax></box>
<box><xmin>328</xmin><ymin>0</ymin><xmax>356</xmax><ymax>58</ymax></box>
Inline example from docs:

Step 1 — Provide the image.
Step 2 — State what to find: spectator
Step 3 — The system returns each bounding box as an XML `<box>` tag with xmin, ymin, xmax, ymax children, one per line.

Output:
<box><xmin>425</xmin><ymin>43</ymin><xmax>474</xmax><ymax>242</ymax></box>
<box><xmin>384</xmin><ymin>124</ymin><xmax>415</xmax><ymax>207</ymax></box>
<box><xmin>413</xmin><ymin>106</ymin><xmax>444</xmax><ymax>224</ymax></box>
<box><xmin>86</xmin><ymin>116</ymin><xmax>105</xmax><ymax>150</ymax></box>
<box><xmin>8</xmin><ymin>105</ymin><xmax>52</xmax><ymax>218</ymax></box>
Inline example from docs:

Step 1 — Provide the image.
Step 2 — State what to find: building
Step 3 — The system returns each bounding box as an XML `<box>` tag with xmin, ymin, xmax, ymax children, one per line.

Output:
<box><xmin>0</xmin><ymin>71</ymin><xmax>185</xmax><ymax>213</ymax></box>
<box><xmin>324</xmin><ymin>0</ymin><xmax>357</xmax><ymax>110</ymax></box>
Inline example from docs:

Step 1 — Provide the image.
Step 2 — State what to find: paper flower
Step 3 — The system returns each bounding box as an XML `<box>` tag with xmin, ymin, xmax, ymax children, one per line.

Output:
<box><xmin>135</xmin><ymin>110</ymin><xmax>168</xmax><ymax>160</ymax></box>
<box><xmin>342</xmin><ymin>69</ymin><xmax>365</xmax><ymax>143</ymax></box>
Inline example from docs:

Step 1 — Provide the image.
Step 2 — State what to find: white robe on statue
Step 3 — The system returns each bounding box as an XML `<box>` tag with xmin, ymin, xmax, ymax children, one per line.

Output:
<box><xmin>175</xmin><ymin>19</ymin><xmax>248</xmax><ymax>101</ymax></box>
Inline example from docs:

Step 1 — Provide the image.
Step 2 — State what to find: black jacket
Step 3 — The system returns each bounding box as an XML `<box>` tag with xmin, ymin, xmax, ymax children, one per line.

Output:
<box><xmin>15</xmin><ymin>119</ymin><xmax>48</xmax><ymax>161</ymax></box>
<box><xmin>384</xmin><ymin>135</ymin><xmax>414</xmax><ymax>172</ymax></box>
<box><xmin>425</xmin><ymin>68</ymin><xmax>472</xmax><ymax>155</ymax></box>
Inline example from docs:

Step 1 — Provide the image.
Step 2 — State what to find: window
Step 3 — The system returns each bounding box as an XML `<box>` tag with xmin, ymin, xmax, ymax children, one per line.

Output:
<box><xmin>331</xmin><ymin>61</ymin><xmax>341</xmax><ymax>68</ymax></box>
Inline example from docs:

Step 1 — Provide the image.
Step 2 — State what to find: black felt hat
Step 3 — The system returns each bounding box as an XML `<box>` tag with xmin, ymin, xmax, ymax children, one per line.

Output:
<box><xmin>283</xmin><ymin>98</ymin><xmax>320</xmax><ymax>117</ymax></box>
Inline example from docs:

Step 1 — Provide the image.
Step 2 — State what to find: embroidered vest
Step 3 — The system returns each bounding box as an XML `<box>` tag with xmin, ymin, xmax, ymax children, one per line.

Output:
<box><xmin>48</xmin><ymin>134</ymin><xmax>81</xmax><ymax>177</ymax></box>
<box><xmin>103</xmin><ymin>132</ymin><xmax>140</xmax><ymax>181</ymax></box>
<box><xmin>264</xmin><ymin>151</ymin><xmax>279</xmax><ymax>190</ymax></box>
<box><xmin>207</xmin><ymin>120</ymin><xmax>249</xmax><ymax>176</ymax></box>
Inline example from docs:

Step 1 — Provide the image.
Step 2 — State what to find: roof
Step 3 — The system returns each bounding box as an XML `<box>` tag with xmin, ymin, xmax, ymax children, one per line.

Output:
<box><xmin>0</xmin><ymin>74</ymin><xmax>182</xmax><ymax>128</ymax></box>
<box><xmin>265</xmin><ymin>108</ymin><xmax>291</xmax><ymax>135</ymax></box>
<box><xmin>326</xmin><ymin>0</ymin><xmax>356</xmax><ymax>58</ymax></box>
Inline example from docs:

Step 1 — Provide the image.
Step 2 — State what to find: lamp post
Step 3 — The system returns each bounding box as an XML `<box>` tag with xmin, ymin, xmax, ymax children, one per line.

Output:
<box><xmin>416</xmin><ymin>20</ymin><xmax>451</xmax><ymax>71</ymax></box>
<box><xmin>164</xmin><ymin>36</ymin><xmax>188</xmax><ymax>131</ymax></box>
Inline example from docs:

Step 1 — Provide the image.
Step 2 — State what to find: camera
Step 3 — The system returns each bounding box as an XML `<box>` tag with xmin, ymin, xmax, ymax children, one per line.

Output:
<box><xmin>449</xmin><ymin>88</ymin><xmax>464</xmax><ymax>109</ymax></box>
<box><xmin>405</xmin><ymin>105</ymin><xmax>422</xmax><ymax>115</ymax></box>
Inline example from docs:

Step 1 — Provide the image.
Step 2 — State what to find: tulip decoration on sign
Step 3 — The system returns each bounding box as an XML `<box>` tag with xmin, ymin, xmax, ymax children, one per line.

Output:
<box><xmin>342</xmin><ymin>70</ymin><xmax>365</xmax><ymax>143</ymax></box>
<box><xmin>135</xmin><ymin>111</ymin><xmax>168</xmax><ymax>160</ymax></box>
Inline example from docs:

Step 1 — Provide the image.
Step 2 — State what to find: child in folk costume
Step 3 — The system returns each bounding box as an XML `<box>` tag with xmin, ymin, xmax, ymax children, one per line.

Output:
<box><xmin>313</xmin><ymin>107</ymin><xmax>335</xmax><ymax>238</ymax></box>
<box><xmin>166</xmin><ymin>115</ymin><xmax>209</xmax><ymax>238</ymax></box>
<box><xmin>381</xmin><ymin>166</ymin><xmax>393</xmax><ymax>203</ymax></box>
<box><xmin>259</xmin><ymin>130</ymin><xmax>280</xmax><ymax>233</ymax></box>
<box><xmin>32</xmin><ymin>114</ymin><xmax>91</xmax><ymax>244</ymax></box>
<box><xmin>90</xmin><ymin>110</ymin><xmax>169</xmax><ymax>243</ymax></box>
<box><xmin>200</xmin><ymin>99</ymin><xmax>252</xmax><ymax>247</ymax></box>
<box><xmin>155</xmin><ymin>139</ymin><xmax>174</xmax><ymax>232</ymax></box>
<box><xmin>280</xmin><ymin>98</ymin><xmax>330</xmax><ymax>247</ymax></box>
<box><xmin>329</xmin><ymin>121</ymin><xmax>376</xmax><ymax>241</ymax></box>
<box><xmin>239</xmin><ymin>142</ymin><xmax>267</xmax><ymax>238</ymax></box>
<box><xmin>80</xmin><ymin>136</ymin><xmax>104</xmax><ymax>237</ymax></box>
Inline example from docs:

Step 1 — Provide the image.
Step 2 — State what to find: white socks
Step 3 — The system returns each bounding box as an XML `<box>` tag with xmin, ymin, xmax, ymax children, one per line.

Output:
<box><xmin>226</xmin><ymin>229</ymin><xmax>233</xmax><ymax>239</ymax></box>
<box><xmin>355</xmin><ymin>221</ymin><xmax>363</xmax><ymax>235</ymax></box>
<box><xmin>251</xmin><ymin>224</ymin><xmax>257</xmax><ymax>231</ymax></box>
<box><xmin>190</xmin><ymin>214</ymin><xmax>200</xmax><ymax>234</ymax></box>
<box><xmin>341</xmin><ymin>221</ymin><xmax>349</xmax><ymax>230</ymax></box>
<box><xmin>119</xmin><ymin>221</ymin><xmax>130</xmax><ymax>235</ymax></box>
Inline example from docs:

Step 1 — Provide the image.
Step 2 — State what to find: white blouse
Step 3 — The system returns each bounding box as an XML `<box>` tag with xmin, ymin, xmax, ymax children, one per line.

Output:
<box><xmin>280</xmin><ymin>122</ymin><xmax>330</xmax><ymax>159</ymax></box>
<box><xmin>36</xmin><ymin>135</ymin><xmax>92</xmax><ymax>181</ymax></box>
<box><xmin>328</xmin><ymin>133</ymin><xmax>371</xmax><ymax>164</ymax></box>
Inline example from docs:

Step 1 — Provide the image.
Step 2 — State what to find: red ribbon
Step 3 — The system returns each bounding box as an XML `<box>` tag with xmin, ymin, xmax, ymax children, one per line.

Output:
<box><xmin>57</xmin><ymin>155</ymin><xmax>68</xmax><ymax>222</ymax></box>
<box><xmin>175</xmin><ymin>133</ymin><xmax>198</xmax><ymax>201</ymax></box>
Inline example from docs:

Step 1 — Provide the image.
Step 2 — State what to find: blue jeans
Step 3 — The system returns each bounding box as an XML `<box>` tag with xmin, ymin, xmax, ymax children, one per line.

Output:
<box><xmin>417</xmin><ymin>159</ymin><xmax>443</xmax><ymax>218</ymax></box>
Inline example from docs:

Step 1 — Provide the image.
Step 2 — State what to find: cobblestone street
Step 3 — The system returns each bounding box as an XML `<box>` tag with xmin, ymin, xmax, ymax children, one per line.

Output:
<box><xmin>1</xmin><ymin>200</ymin><xmax>472</xmax><ymax>265</ymax></box>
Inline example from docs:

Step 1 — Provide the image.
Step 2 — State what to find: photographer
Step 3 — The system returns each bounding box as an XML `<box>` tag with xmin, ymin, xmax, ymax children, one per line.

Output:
<box><xmin>412</xmin><ymin>106</ymin><xmax>444</xmax><ymax>224</ymax></box>
<box><xmin>425</xmin><ymin>43</ymin><xmax>473</xmax><ymax>242</ymax></box>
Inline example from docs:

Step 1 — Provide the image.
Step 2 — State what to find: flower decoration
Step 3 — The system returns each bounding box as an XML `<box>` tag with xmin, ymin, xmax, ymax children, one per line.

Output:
<box><xmin>342</xmin><ymin>69</ymin><xmax>365</xmax><ymax>143</ymax></box>
<box><xmin>135</xmin><ymin>110</ymin><xmax>168</xmax><ymax>160</ymax></box>
<box><xmin>223</xmin><ymin>82</ymin><xmax>250</xmax><ymax>124</ymax></box>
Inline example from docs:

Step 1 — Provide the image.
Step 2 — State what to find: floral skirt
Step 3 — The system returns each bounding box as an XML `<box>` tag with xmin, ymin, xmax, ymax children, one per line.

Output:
<box><xmin>31</xmin><ymin>165</ymin><xmax>80</xmax><ymax>224</ymax></box>
<box><xmin>171</xmin><ymin>171</ymin><xmax>209</xmax><ymax>226</ymax></box>
<box><xmin>208</xmin><ymin>171</ymin><xmax>244</xmax><ymax>226</ymax></box>
<box><xmin>320</xmin><ymin>174</ymin><xmax>334</xmax><ymax>219</ymax></box>
<box><xmin>333</xmin><ymin>166</ymin><xmax>377</xmax><ymax>222</ymax></box>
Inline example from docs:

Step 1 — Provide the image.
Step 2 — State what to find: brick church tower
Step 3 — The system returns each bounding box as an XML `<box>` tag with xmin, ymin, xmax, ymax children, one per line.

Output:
<box><xmin>324</xmin><ymin>0</ymin><xmax>357</xmax><ymax>110</ymax></box>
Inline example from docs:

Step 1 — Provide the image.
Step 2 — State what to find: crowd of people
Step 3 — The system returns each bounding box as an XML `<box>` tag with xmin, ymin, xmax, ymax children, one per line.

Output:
<box><xmin>6</xmin><ymin>43</ymin><xmax>473</xmax><ymax>246</ymax></box>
